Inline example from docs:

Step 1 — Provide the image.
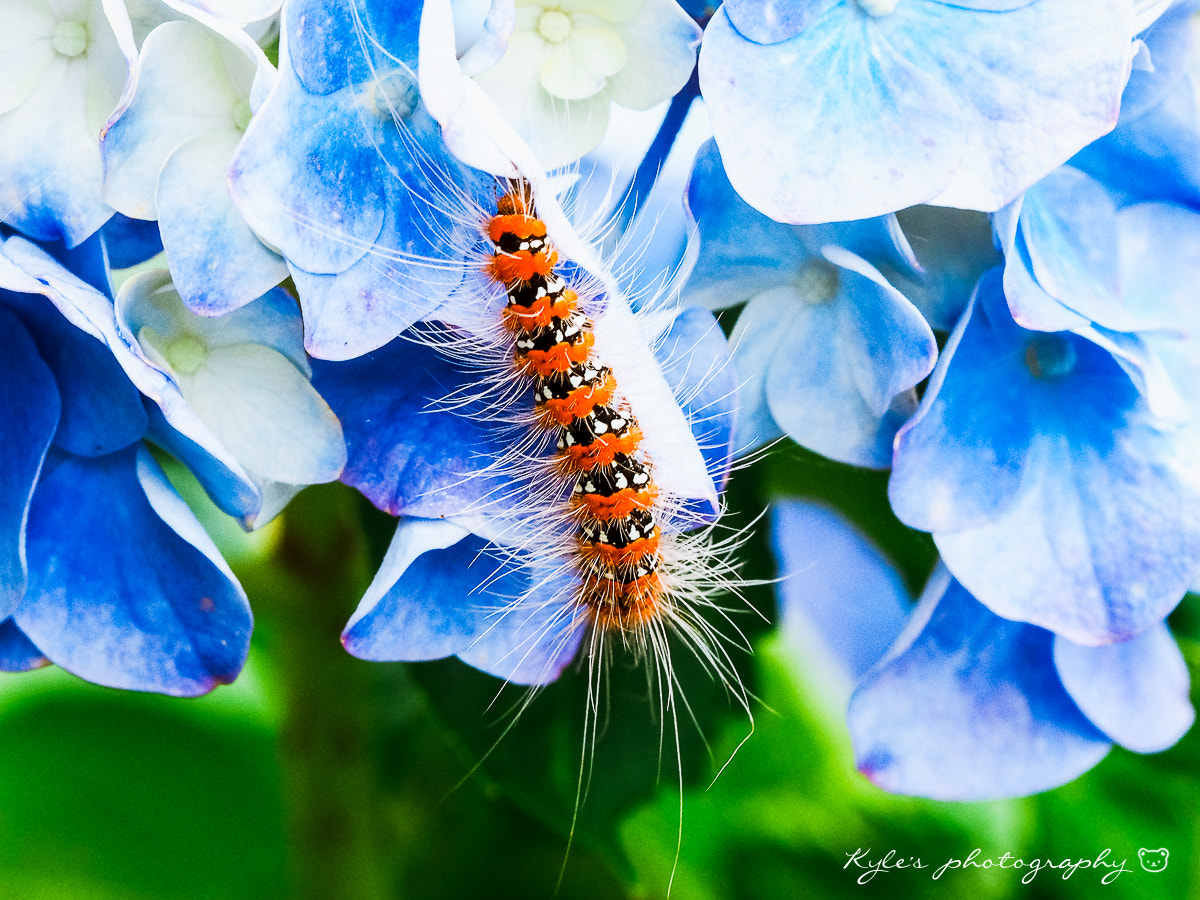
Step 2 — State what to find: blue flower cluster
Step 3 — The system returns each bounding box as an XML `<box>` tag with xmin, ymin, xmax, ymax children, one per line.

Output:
<box><xmin>2</xmin><ymin>0</ymin><xmax>1197</xmax><ymax>802</ymax></box>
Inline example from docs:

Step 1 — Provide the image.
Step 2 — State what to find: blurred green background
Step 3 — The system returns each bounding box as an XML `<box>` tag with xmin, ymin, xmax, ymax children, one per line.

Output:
<box><xmin>1</xmin><ymin>445</ymin><xmax>1197</xmax><ymax>900</ymax></box>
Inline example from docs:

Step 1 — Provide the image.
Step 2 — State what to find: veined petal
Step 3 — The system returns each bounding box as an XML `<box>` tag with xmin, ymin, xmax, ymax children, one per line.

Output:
<box><xmin>186</xmin><ymin>343</ymin><xmax>345</xmax><ymax>486</ymax></box>
<box><xmin>0</xmin><ymin>0</ymin><xmax>56</xmax><ymax>115</ymax></box>
<box><xmin>606</xmin><ymin>0</ymin><xmax>699</xmax><ymax>110</ymax></box>
<box><xmin>702</xmin><ymin>0</ymin><xmax>1134</xmax><ymax>223</ymax></box>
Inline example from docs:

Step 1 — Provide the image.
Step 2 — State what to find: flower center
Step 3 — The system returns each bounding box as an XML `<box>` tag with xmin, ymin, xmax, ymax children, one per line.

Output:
<box><xmin>142</xmin><ymin>327</ymin><xmax>209</xmax><ymax>376</ymax></box>
<box><xmin>795</xmin><ymin>258</ymin><xmax>841</xmax><ymax>305</ymax></box>
<box><xmin>538</xmin><ymin>9</ymin><xmax>572</xmax><ymax>44</ymax></box>
<box><xmin>53</xmin><ymin>20</ymin><xmax>89</xmax><ymax>58</ymax></box>
<box><xmin>231</xmin><ymin>98</ymin><xmax>252</xmax><ymax>132</ymax></box>
<box><xmin>367</xmin><ymin>69</ymin><xmax>419</xmax><ymax>120</ymax></box>
<box><xmin>1024</xmin><ymin>334</ymin><xmax>1077</xmax><ymax>380</ymax></box>
<box><xmin>855</xmin><ymin>0</ymin><xmax>899</xmax><ymax>15</ymax></box>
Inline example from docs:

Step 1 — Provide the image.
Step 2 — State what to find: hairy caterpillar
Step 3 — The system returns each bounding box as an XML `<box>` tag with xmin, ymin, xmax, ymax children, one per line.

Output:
<box><xmin>487</xmin><ymin>181</ymin><xmax>667</xmax><ymax>634</ymax></box>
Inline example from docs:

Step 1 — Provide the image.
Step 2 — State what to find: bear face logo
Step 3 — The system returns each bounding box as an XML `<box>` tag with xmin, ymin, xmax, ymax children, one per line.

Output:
<box><xmin>1139</xmin><ymin>848</ymin><xmax>1169</xmax><ymax>872</ymax></box>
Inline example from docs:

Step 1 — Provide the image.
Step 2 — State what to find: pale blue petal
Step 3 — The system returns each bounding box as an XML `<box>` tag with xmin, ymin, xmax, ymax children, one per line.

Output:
<box><xmin>157</xmin><ymin>133</ymin><xmax>289</xmax><ymax>314</ymax></box>
<box><xmin>701</xmin><ymin>0</ymin><xmax>1132</xmax><ymax>222</ymax></box>
<box><xmin>343</xmin><ymin>518</ymin><xmax>583</xmax><ymax>685</ymax></box>
<box><xmin>848</xmin><ymin>573</ymin><xmax>1111</xmax><ymax>800</ymax></box>
<box><xmin>653</xmin><ymin>305</ymin><xmax>737</xmax><ymax>495</ymax></box>
<box><xmin>1054</xmin><ymin>624</ymin><xmax>1194</xmax><ymax>753</ymax></box>
<box><xmin>890</xmin><ymin>276</ymin><xmax>1039</xmax><ymax>531</ymax></box>
<box><xmin>1072</xmin><ymin>71</ymin><xmax>1200</xmax><ymax>209</ymax></box>
<box><xmin>286</xmin><ymin>0</ymin><xmax>420</xmax><ymax>97</ymax></box>
<box><xmin>102</xmin><ymin>19</ymin><xmax>251</xmax><ymax>220</ymax></box>
<box><xmin>722</xmin><ymin>0</ymin><xmax>840</xmax><ymax>45</ymax></box>
<box><xmin>1120</xmin><ymin>0</ymin><xmax>1198</xmax><ymax>121</ymax></box>
<box><xmin>771</xmin><ymin>500</ymin><xmax>910</xmax><ymax>707</ymax></box>
<box><xmin>683</xmin><ymin>138</ymin><xmax>820</xmax><ymax>310</ymax></box>
<box><xmin>762</xmin><ymin>249</ymin><xmax>935</xmax><ymax>468</ymax></box>
<box><xmin>895</xmin><ymin>276</ymin><xmax>1200</xmax><ymax>644</ymax></box>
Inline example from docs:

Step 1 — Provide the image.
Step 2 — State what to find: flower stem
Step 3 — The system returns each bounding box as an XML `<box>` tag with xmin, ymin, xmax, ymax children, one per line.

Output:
<box><xmin>257</xmin><ymin>485</ymin><xmax>391</xmax><ymax>900</ymax></box>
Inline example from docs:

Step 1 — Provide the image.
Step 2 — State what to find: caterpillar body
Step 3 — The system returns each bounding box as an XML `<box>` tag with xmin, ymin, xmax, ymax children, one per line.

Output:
<box><xmin>486</xmin><ymin>182</ymin><xmax>668</xmax><ymax>635</ymax></box>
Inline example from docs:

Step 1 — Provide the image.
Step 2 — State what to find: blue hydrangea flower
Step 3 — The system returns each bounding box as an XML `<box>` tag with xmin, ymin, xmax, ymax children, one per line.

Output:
<box><xmin>462</xmin><ymin>0</ymin><xmax>702</xmax><ymax>167</ymax></box>
<box><xmin>0</xmin><ymin>0</ymin><xmax>131</xmax><ymax>244</ymax></box>
<box><xmin>114</xmin><ymin>269</ymin><xmax>347</xmax><ymax>527</ymax></box>
<box><xmin>888</xmin><ymin>268</ymin><xmax>1200</xmax><ymax>646</ymax></box>
<box><xmin>0</xmin><ymin>231</ymin><xmax>251</xmax><ymax>695</ymax></box>
<box><xmin>699</xmin><ymin>0</ymin><xmax>1139</xmax><ymax>223</ymax></box>
<box><xmin>229</xmin><ymin>0</ymin><xmax>498</xmax><ymax>359</ymax></box>
<box><xmin>683</xmin><ymin>138</ymin><xmax>937</xmax><ymax>466</ymax></box>
<box><xmin>102</xmin><ymin>18</ymin><xmax>287</xmax><ymax>314</ymax></box>
<box><xmin>772</xmin><ymin>499</ymin><xmax>1194</xmax><ymax>800</ymax></box>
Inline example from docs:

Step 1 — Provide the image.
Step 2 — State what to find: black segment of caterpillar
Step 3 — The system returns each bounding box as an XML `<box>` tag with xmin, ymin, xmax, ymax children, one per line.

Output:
<box><xmin>485</xmin><ymin>180</ymin><xmax>665</xmax><ymax>634</ymax></box>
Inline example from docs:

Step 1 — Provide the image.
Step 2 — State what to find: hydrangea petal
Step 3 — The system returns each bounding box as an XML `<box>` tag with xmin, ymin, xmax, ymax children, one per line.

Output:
<box><xmin>683</xmin><ymin>140</ymin><xmax>816</xmax><ymax>310</ymax></box>
<box><xmin>771</xmin><ymin>500</ymin><xmax>910</xmax><ymax>708</ymax></box>
<box><xmin>701</xmin><ymin>0</ymin><xmax>1133</xmax><ymax>223</ymax></box>
<box><xmin>889</xmin><ymin>280</ymin><xmax>1036</xmax><ymax>531</ymax></box>
<box><xmin>0</xmin><ymin>0</ymin><xmax>56</xmax><ymax>115</ymax></box>
<box><xmin>1120</xmin><ymin>0</ymin><xmax>1198</xmax><ymax>120</ymax></box>
<box><xmin>0</xmin><ymin>0</ymin><xmax>128</xmax><ymax>245</ymax></box>
<box><xmin>286</xmin><ymin>260</ymin><xmax>449</xmax><ymax>360</ymax></box>
<box><xmin>606</xmin><ymin>0</ymin><xmax>700</xmax><ymax>110</ymax></box>
<box><xmin>0</xmin><ymin>618</ymin><xmax>48</xmax><ymax>671</ymax></box>
<box><xmin>311</xmin><ymin>338</ymin><xmax>510</xmax><ymax>517</ymax></box>
<box><xmin>652</xmin><ymin>305</ymin><xmax>737</xmax><ymax>491</ymax></box>
<box><xmin>169</xmin><ymin>0</ymin><xmax>282</xmax><ymax>23</ymax></box>
<box><xmin>897</xmin><ymin>275</ymin><xmax>1200</xmax><ymax>643</ymax></box>
<box><xmin>157</xmin><ymin>132</ymin><xmax>289</xmax><ymax>314</ymax></box>
<box><xmin>102</xmin><ymin>19</ymin><xmax>251</xmax><ymax>220</ymax></box>
<box><xmin>726</xmin><ymin>288</ymin><xmax>789</xmax><ymax>451</ymax></box>
<box><xmin>3</xmin><ymin>289</ymin><xmax>147</xmax><ymax>457</ymax></box>
<box><xmin>229</xmin><ymin>77</ymin><xmax>387</xmax><ymax>275</ymax></box>
<box><xmin>183</xmin><ymin>343</ymin><xmax>345</xmax><ymax>485</ymax></box>
<box><xmin>1017</xmin><ymin>167</ymin><xmax>1122</xmax><ymax>326</ymax></box>
<box><xmin>342</xmin><ymin>519</ymin><xmax>583</xmax><ymax>685</ymax></box>
<box><xmin>722</xmin><ymin>0</ymin><xmax>839</xmax><ymax>45</ymax></box>
<box><xmin>287</xmin><ymin>0</ymin><xmax>419</xmax><ymax>97</ymax></box>
<box><xmin>760</xmin><ymin>249</ymin><xmax>935</xmax><ymax>468</ymax></box>
<box><xmin>1054</xmin><ymin>624</ymin><xmax>1194</xmax><ymax>753</ymax></box>
<box><xmin>1071</xmin><ymin>66</ymin><xmax>1200</xmax><ymax>209</ymax></box>
<box><xmin>0</xmin><ymin>306</ymin><xmax>60</xmax><ymax>620</ymax></box>
<box><xmin>16</xmin><ymin>446</ymin><xmax>251</xmax><ymax>696</ymax></box>
<box><xmin>848</xmin><ymin>572</ymin><xmax>1111</xmax><ymax>800</ymax></box>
